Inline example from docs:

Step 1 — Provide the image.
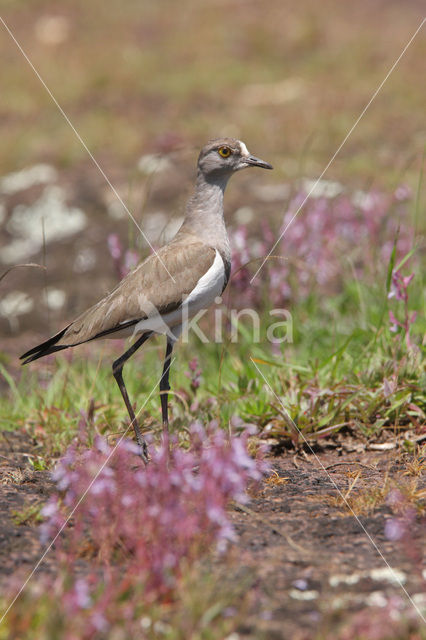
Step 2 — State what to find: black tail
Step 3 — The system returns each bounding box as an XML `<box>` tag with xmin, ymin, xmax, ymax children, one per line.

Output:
<box><xmin>20</xmin><ymin>318</ymin><xmax>140</xmax><ymax>365</ymax></box>
<box><xmin>20</xmin><ymin>326</ymin><xmax>70</xmax><ymax>364</ymax></box>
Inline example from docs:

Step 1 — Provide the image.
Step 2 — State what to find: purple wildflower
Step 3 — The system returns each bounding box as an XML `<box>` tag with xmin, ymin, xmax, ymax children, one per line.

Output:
<box><xmin>41</xmin><ymin>425</ymin><xmax>268</xmax><ymax>603</ymax></box>
<box><xmin>184</xmin><ymin>357</ymin><xmax>202</xmax><ymax>393</ymax></box>
<box><xmin>228</xmin><ymin>186</ymin><xmax>413</xmax><ymax>314</ymax></box>
<box><xmin>387</xmin><ymin>270</ymin><xmax>417</xmax><ymax>347</ymax></box>
<box><xmin>107</xmin><ymin>234</ymin><xmax>139</xmax><ymax>279</ymax></box>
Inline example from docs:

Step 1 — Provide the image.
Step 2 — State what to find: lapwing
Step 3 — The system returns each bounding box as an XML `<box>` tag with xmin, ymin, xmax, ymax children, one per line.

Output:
<box><xmin>20</xmin><ymin>138</ymin><xmax>273</xmax><ymax>461</ymax></box>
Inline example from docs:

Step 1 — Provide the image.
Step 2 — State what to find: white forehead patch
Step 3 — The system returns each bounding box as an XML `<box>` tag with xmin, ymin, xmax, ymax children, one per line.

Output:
<box><xmin>238</xmin><ymin>141</ymin><xmax>250</xmax><ymax>157</ymax></box>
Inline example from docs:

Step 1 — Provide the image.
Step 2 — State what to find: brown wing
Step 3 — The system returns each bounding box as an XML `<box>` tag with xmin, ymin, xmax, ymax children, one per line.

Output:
<box><xmin>55</xmin><ymin>235</ymin><xmax>216</xmax><ymax>346</ymax></box>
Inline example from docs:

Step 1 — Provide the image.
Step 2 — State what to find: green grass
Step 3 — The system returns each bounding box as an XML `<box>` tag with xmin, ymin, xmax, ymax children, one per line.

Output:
<box><xmin>1</xmin><ymin>266</ymin><xmax>423</xmax><ymax>464</ymax></box>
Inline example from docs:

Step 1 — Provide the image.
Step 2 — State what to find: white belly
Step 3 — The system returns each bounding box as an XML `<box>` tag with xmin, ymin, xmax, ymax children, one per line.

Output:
<box><xmin>133</xmin><ymin>250</ymin><xmax>225</xmax><ymax>339</ymax></box>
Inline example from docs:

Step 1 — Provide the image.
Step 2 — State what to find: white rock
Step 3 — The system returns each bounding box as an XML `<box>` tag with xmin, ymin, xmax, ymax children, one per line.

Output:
<box><xmin>107</xmin><ymin>199</ymin><xmax>127</xmax><ymax>220</ymax></box>
<box><xmin>352</xmin><ymin>190</ymin><xmax>375</xmax><ymax>210</ymax></box>
<box><xmin>0</xmin><ymin>291</ymin><xmax>34</xmax><ymax>317</ymax></box>
<box><xmin>139</xmin><ymin>617</ymin><xmax>151</xmax><ymax>629</ymax></box>
<box><xmin>370</xmin><ymin>567</ymin><xmax>406</xmax><ymax>585</ymax></box>
<box><xmin>0</xmin><ymin>238</ymin><xmax>41</xmax><ymax>264</ymax></box>
<box><xmin>45</xmin><ymin>288</ymin><xmax>66</xmax><ymax>310</ymax></box>
<box><xmin>329</xmin><ymin>573</ymin><xmax>362</xmax><ymax>587</ymax></box>
<box><xmin>412</xmin><ymin>592</ymin><xmax>426</xmax><ymax>609</ymax></box>
<box><xmin>137</xmin><ymin>154</ymin><xmax>170</xmax><ymax>175</ymax></box>
<box><xmin>0</xmin><ymin>164</ymin><xmax>57</xmax><ymax>195</ymax></box>
<box><xmin>73</xmin><ymin>248</ymin><xmax>97</xmax><ymax>273</ymax></box>
<box><xmin>289</xmin><ymin>589</ymin><xmax>319</xmax><ymax>601</ymax></box>
<box><xmin>0</xmin><ymin>291</ymin><xmax>34</xmax><ymax>330</ymax></box>
<box><xmin>234</xmin><ymin>206</ymin><xmax>254</xmax><ymax>225</ymax></box>
<box><xmin>365</xmin><ymin>591</ymin><xmax>388</xmax><ymax>608</ymax></box>
<box><xmin>252</xmin><ymin>183</ymin><xmax>291</xmax><ymax>202</ymax></box>
<box><xmin>301</xmin><ymin>178</ymin><xmax>344</xmax><ymax>199</ymax></box>
<box><xmin>1</xmin><ymin>186</ymin><xmax>87</xmax><ymax>264</ymax></box>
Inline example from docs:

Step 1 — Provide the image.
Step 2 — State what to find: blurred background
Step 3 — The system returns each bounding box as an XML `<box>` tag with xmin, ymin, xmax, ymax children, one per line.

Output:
<box><xmin>0</xmin><ymin>4</ymin><xmax>425</xmax><ymax>635</ymax></box>
<box><xmin>0</xmin><ymin>0</ymin><xmax>424</xmax><ymax>352</ymax></box>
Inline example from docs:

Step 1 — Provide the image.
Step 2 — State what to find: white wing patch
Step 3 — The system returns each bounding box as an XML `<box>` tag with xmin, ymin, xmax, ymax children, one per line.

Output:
<box><xmin>183</xmin><ymin>250</ymin><xmax>225</xmax><ymax>308</ymax></box>
<box><xmin>133</xmin><ymin>250</ymin><xmax>225</xmax><ymax>340</ymax></box>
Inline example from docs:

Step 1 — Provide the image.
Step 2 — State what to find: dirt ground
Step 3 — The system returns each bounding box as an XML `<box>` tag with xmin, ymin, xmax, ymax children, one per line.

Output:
<box><xmin>231</xmin><ymin>448</ymin><xmax>425</xmax><ymax>638</ymax></box>
<box><xmin>0</xmin><ymin>429</ymin><xmax>424</xmax><ymax>638</ymax></box>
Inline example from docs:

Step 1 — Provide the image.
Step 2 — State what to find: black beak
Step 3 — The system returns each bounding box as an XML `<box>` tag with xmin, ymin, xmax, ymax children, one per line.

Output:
<box><xmin>245</xmin><ymin>154</ymin><xmax>273</xmax><ymax>170</ymax></box>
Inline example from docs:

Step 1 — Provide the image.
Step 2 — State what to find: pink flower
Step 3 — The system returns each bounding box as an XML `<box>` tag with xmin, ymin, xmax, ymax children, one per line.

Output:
<box><xmin>41</xmin><ymin>423</ymin><xmax>268</xmax><ymax>605</ymax></box>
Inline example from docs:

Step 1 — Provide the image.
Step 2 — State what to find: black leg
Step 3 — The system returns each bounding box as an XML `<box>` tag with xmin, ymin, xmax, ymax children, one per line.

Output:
<box><xmin>159</xmin><ymin>337</ymin><xmax>174</xmax><ymax>431</ymax></box>
<box><xmin>112</xmin><ymin>332</ymin><xmax>153</xmax><ymax>462</ymax></box>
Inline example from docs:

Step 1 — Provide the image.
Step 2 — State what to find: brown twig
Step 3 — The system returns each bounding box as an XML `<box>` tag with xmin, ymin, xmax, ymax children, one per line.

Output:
<box><xmin>325</xmin><ymin>462</ymin><xmax>377</xmax><ymax>471</ymax></box>
<box><xmin>0</xmin><ymin>263</ymin><xmax>46</xmax><ymax>285</ymax></box>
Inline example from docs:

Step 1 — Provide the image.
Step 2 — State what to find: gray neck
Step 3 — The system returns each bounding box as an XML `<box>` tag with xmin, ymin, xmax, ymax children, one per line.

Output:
<box><xmin>180</xmin><ymin>170</ymin><xmax>231</xmax><ymax>260</ymax></box>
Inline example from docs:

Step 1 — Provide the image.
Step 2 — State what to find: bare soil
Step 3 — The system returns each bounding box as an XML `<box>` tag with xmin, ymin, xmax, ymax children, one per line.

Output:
<box><xmin>0</xmin><ymin>429</ymin><xmax>424</xmax><ymax>638</ymax></box>
<box><xmin>231</xmin><ymin>449</ymin><xmax>425</xmax><ymax>638</ymax></box>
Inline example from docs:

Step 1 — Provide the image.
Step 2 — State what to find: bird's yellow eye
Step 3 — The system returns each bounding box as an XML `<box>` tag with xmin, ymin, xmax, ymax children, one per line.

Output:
<box><xmin>218</xmin><ymin>146</ymin><xmax>231</xmax><ymax>158</ymax></box>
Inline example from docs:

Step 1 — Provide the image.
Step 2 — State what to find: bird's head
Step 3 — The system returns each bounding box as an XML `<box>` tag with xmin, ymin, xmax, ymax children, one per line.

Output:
<box><xmin>198</xmin><ymin>138</ymin><xmax>273</xmax><ymax>180</ymax></box>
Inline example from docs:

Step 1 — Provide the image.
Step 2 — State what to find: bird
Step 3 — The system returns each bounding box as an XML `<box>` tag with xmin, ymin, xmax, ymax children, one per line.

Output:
<box><xmin>20</xmin><ymin>138</ymin><xmax>273</xmax><ymax>462</ymax></box>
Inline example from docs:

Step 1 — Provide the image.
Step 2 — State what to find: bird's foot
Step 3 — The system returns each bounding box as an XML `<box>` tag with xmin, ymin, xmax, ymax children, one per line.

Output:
<box><xmin>133</xmin><ymin>427</ymin><xmax>149</xmax><ymax>465</ymax></box>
